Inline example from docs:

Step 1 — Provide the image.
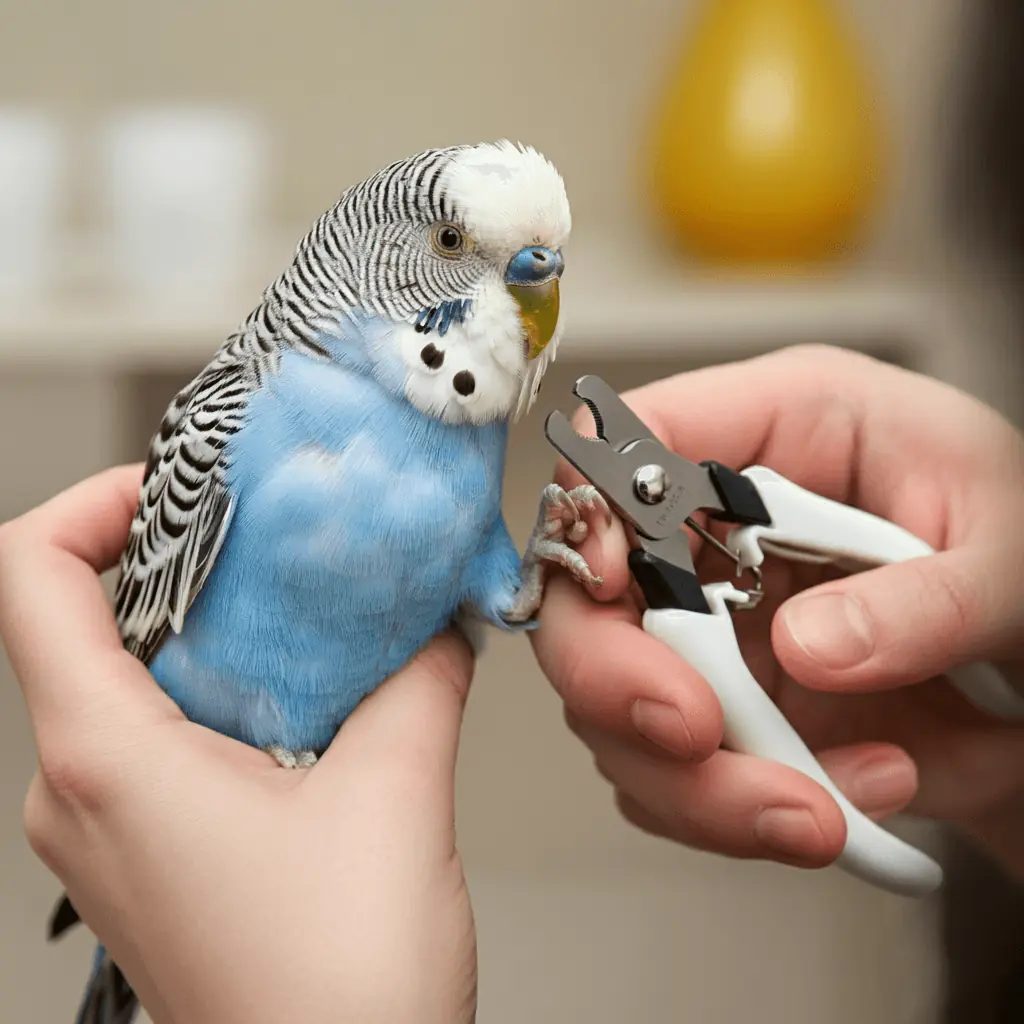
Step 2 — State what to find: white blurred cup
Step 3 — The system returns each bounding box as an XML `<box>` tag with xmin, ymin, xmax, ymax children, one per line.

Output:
<box><xmin>97</xmin><ymin>106</ymin><xmax>266</xmax><ymax>303</ymax></box>
<box><xmin>0</xmin><ymin>110</ymin><xmax>66</xmax><ymax>300</ymax></box>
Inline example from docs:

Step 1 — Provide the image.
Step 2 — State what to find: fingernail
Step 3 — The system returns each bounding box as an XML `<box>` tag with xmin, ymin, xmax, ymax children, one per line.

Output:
<box><xmin>631</xmin><ymin>699</ymin><xmax>694</xmax><ymax>758</ymax></box>
<box><xmin>782</xmin><ymin>593</ymin><xmax>875</xmax><ymax>669</ymax></box>
<box><xmin>755</xmin><ymin>807</ymin><xmax>826</xmax><ymax>857</ymax></box>
<box><xmin>850</xmin><ymin>757</ymin><xmax>917</xmax><ymax>812</ymax></box>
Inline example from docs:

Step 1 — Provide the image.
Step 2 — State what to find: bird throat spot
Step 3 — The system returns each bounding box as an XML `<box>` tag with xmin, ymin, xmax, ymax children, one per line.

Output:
<box><xmin>453</xmin><ymin>370</ymin><xmax>476</xmax><ymax>396</ymax></box>
<box><xmin>420</xmin><ymin>343</ymin><xmax>444</xmax><ymax>370</ymax></box>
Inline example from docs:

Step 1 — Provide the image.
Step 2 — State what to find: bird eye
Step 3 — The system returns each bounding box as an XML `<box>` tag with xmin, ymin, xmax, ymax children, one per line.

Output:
<box><xmin>431</xmin><ymin>223</ymin><xmax>468</xmax><ymax>256</ymax></box>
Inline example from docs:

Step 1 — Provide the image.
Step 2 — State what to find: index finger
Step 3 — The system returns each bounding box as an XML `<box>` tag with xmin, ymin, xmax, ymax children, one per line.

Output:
<box><xmin>530</xmin><ymin>574</ymin><xmax>725</xmax><ymax>759</ymax></box>
<box><xmin>0</xmin><ymin>465</ymin><xmax>160</xmax><ymax>736</ymax></box>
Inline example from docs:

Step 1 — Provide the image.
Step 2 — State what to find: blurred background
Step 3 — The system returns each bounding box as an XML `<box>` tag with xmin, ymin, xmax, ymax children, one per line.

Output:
<box><xmin>1</xmin><ymin>0</ymin><xmax>1022</xmax><ymax>1021</ymax></box>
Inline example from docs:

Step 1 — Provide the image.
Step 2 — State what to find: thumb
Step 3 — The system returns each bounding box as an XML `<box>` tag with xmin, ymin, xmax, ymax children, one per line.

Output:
<box><xmin>314</xmin><ymin>631</ymin><xmax>476</xmax><ymax>820</ymax></box>
<box><xmin>772</xmin><ymin>545</ymin><xmax>1018</xmax><ymax>693</ymax></box>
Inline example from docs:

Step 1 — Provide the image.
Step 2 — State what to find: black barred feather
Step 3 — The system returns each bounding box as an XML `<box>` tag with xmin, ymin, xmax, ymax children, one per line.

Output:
<box><xmin>113</xmin><ymin>359</ymin><xmax>242</xmax><ymax>664</ymax></box>
<box><xmin>48</xmin><ymin>894</ymin><xmax>80</xmax><ymax>940</ymax></box>
<box><xmin>74</xmin><ymin>952</ymin><xmax>138</xmax><ymax>1024</ymax></box>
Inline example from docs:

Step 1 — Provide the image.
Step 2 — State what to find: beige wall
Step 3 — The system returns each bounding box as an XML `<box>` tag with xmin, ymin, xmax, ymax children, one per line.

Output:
<box><xmin>0</xmin><ymin>0</ymin><xmax>977</xmax><ymax>266</ymax></box>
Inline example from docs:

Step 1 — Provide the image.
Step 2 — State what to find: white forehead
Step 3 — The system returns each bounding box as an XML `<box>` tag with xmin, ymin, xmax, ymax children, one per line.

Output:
<box><xmin>442</xmin><ymin>140</ymin><xmax>571</xmax><ymax>254</ymax></box>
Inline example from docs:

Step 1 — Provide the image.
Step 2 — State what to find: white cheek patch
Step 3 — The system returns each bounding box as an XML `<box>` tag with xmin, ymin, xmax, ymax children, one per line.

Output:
<box><xmin>390</xmin><ymin>276</ymin><xmax>541</xmax><ymax>426</ymax></box>
<box><xmin>396</xmin><ymin>322</ymin><xmax>522</xmax><ymax>424</ymax></box>
<box><xmin>476</xmin><ymin>280</ymin><xmax>527</xmax><ymax>377</ymax></box>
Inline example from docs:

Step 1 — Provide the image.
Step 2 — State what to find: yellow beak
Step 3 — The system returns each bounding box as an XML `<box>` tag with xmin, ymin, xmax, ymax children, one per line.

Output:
<box><xmin>508</xmin><ymin>277</ymin><xmax>561</xmax><ymax>360</ymax></box>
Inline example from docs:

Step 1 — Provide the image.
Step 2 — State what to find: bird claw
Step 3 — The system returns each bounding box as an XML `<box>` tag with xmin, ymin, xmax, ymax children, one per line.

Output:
<box><xmin>502</xmin><ymin>484</ymin><xmax>609</xmax><ymax>624</ymax></box>
<box><xmin>566</xmin><ymin>485</ymin><xmax>613</xmax><ymax>526</ymax></box>
<box><xmin>533</xmin><ymin>485</ymin><xmax>608</xmax><ymax>586</ymax></box>
<box><xmin>536</xmin><ymin>484</ymin><xmax>612</xmax><ymax>544</ymax></box>
<box><xmin>531</xmin><ymin>537</ymin><xmax>603</xmax><ymax>588</ymax></box>
<box><xmin>266</xmin><ymin>745</ymin><xmax>318</xmax><ymax>769</ymax></box>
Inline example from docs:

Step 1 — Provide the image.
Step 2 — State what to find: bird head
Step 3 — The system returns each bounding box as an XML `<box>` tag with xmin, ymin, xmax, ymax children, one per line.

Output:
<box><xmin>305</xmin><ymin>141</ymin><xmax>571</xmax><ymax>425</ymax></box>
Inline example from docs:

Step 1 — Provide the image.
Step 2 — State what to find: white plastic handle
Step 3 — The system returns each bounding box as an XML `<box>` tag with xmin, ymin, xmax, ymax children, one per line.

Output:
<box><xmin>644</xmin><ymin>584</ymin><xmax>944</xmax><ymax>898</ymax></box>
<box><xmin>728</xmin><ymin>466</ymin><xmax>1024</xmax><ymax>720</ymax></box>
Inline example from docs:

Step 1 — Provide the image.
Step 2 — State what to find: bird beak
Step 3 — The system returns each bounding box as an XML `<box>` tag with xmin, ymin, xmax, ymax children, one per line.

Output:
<box><xmin>505</xmin><ymin>246</ymin><xmax>564</xmax><ymax>360</ymax></box>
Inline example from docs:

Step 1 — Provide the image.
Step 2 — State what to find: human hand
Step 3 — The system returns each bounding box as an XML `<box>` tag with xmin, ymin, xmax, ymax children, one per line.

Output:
<box><xmin>0</xmin><ymin>466</ymin><xmax>478</xmax><ymax>1024</ymax></box>
<box><xmin>531</xmin><ymin>345</ymin><xmax>1024</xmax><ymax>881</ymax></box>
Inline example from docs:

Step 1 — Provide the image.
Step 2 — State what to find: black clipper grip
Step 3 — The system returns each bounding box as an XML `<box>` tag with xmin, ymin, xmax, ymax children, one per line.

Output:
<box><xmin>701</xmin><ymin>461</ymin><xmax>772</xmax><ymax>526</ymax></box>
<box><xmin>628</xmin><ymin>550</ymin><xmax>711</xmax><ymax>614</ymax></box>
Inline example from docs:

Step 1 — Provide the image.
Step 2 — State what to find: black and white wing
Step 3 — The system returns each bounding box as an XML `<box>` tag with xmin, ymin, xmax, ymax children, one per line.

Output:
<box><xmin>115</xmin><ymin>358</ymin><xmax>253</xmax><ymax>665</ymax></box>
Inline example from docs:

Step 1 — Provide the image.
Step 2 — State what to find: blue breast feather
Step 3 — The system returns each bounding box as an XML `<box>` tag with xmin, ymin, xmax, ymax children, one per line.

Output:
<box><xmin>147</xmin><ymin>345</ymin><xmax>523</xmax><ymax>752</ymax></box>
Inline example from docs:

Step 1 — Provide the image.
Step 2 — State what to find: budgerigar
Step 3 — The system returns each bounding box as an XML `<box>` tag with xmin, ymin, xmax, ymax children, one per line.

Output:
<box><xmin>49</xmin><ymin>141</ymin><xmax>608</xmax><ymax>1024</ymax></box>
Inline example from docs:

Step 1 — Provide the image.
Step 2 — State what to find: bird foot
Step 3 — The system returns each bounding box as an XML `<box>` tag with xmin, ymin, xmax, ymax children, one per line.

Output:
<box><xmin>503</xmin><ymin>484</ymin><xmax>610</xmax><ymax>624</ymax></box>
<box><xmin>265</xmin><ymin>745</ymin><xmax>318</xmax><ymax>769</ymax></box>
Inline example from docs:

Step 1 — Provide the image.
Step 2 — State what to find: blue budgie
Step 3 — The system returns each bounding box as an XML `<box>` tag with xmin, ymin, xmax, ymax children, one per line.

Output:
<box><xmin>49</xmin><ymin>140</ymin><xmax>608</xmax><ymax>1024</ymax></box>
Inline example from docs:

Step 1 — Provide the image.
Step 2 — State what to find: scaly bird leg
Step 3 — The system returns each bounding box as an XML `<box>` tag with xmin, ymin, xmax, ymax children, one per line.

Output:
<box><xmin>265</xmin><ymin>745</ymin><xmax>318</xmax><ymax>769</ymax></box>
<box><xmin>504</xmin><ymin>484</ymin><xmax>611</xmax><ymax>624</ymax></box>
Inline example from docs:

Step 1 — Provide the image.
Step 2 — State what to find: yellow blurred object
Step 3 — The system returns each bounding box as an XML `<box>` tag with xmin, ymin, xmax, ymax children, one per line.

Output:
<box><xmin>646</xmin><ymin>0</ymin><xmax>886</xmax><ymax>266</ymax></box>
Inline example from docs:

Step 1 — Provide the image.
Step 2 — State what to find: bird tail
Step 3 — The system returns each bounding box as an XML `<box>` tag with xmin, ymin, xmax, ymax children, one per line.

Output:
<box><xmin>74</xmin><ymin>944</ymin><xmax>140</xmax><ymax>1024</ymax></box>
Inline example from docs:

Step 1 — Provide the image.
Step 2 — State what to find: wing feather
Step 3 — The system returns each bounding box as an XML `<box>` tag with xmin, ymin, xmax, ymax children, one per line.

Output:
<box><xmin>115</xmin><ymin>358</ymin><xmax>250</xmax><ymax>665</ymax></box>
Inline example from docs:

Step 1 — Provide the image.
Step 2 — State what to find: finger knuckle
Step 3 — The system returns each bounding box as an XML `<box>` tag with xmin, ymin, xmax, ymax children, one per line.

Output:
<box><xmin>37</xmin><ymin>743</ymin><xmax>112</xmax><ymax>816</ymax></box>
<box><xmin>614</xmin><ymin>789</ymin><xmax>672</xmax><ymax>839</ymax></box>
<box><xmin>22</xmin><ymin>774</ymin><xmax>64</xmax><ymax>873</ymax></box>
<box><xmin>905</xmin><ymin>558</ymin><xmax>975</xmax><ymax>642</ymax></box>
<box><xmin>933</xmin><ymin>568</ymin><xmax>975</xmax><ymax>638</ymax></box>
<box><xmin>782</xmin><ymin>343</ymin><xmax>875</xmax><ymax>373</ymax></box>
